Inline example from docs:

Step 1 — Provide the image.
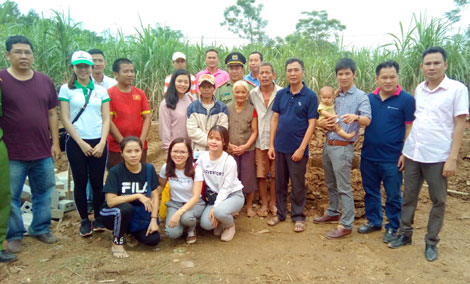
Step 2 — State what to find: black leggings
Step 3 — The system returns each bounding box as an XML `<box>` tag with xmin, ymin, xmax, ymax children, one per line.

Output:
<box><xmin>100</xmin><ymin>203</ymin><xmax>160</xmax><ymax>246</ymax></box>
<box><xmin>66</xmin><ymin>137</ymin><xmax>106</xmax><ymax>220</ymax></box>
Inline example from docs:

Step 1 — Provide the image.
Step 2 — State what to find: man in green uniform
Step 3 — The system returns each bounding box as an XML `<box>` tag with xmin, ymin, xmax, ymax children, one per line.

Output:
<box><xmin>0</xmin><ymin>89</ymin><xmax>17</xmax><ymax>262</ymax></box>
<box><xmin>215</xmin><ymin>52</ymin><xmax>255</xmax><ymax>104</ymax></box>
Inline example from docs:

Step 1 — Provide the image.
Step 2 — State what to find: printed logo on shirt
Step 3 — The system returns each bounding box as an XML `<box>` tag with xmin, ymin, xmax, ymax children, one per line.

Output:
<box><xmin>387</xmin><ymin>106</ymin><xmax>399</xmax><ymax>111</ymax></box>
<box><xmin>132</xmin><ymin>94</ymin><xmax>141</xmax><ymax>100</ymax></box>
<box><xmin>121</xmin><ymin>182</ymin><xmax>148</xmax><ymax>194</ymax></box>
<box><xmin>169</xmin><ymin>177</ymin><xmax>192</xmax><ymax>184</ymax></box>
<box><xmin>203</xmin><ymin>169</ymin><xmax>223</xmax><ymax>176</ymax></box>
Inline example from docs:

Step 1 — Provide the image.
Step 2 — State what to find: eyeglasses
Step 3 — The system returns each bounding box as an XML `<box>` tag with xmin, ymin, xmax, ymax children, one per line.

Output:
<box><xmin>171</xmin><ymin>150</ymin><xmax>188</xmax><ymax>155</ymax></box>
<box><xmin>10</xmin><ymin>49</ymin><xmax>33</xmax><ymax>56</ymax></box>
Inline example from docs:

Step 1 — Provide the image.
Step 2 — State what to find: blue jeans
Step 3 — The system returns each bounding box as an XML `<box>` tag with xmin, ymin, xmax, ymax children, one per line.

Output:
<box><xmin>360</xmin><ymin>158</ymin><xmax>402</xmax><ymax>231</ymax></box>
<box><xmin>7</xmin><ymin>157</ymin><xmax>55</xmax><ymax>240</ymax></box>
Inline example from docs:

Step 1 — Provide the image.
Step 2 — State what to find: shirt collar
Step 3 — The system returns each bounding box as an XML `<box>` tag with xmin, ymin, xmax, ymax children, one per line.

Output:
<box><xmin>74</xmin><ymin>79</ymin><xmax>95</xmax><ymax>98</ymax></box>
<box><xmin>424</xmin><ymin>75</ymin><xmax>450</xmax><ymax>91</ymax></box>
<box><xmin>287</xmin><ymin>82</ymin><xmax>306</xmax><ymax>96</ymax></box>
<box><xmin>204</xmin><ymin>68</ymin><xmax>222</xmax><ymax>75</ymax></box>
<box><xmin>372</xmin><ymin>85</ymin><xmax>402</xmax><ymax>96</ymax></box>
<box><xmin>340</xmin><ymin>85</ymin><xmax>357</xmax><ymax>96</ymax></box>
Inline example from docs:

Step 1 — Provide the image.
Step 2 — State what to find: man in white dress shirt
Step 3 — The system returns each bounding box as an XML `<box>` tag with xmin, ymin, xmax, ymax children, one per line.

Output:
<box><xmin>389</xmin><ymin>47</ymin><xmax>469</xmax><ymax>262</ymax></box>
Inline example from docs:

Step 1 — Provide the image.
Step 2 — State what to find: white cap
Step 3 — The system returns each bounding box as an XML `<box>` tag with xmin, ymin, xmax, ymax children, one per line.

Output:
<box><xmin>172</xmin><ymin>52</ymin><xmax>186</xmax><ymax>61</ymax></box>
<box><xmin>71</xmin><ymin>51</ymin><xmax>93</xmax><ymax>66</ymax></box>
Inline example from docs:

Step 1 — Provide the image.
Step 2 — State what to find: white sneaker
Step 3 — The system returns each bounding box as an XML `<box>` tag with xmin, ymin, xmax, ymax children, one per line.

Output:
<box><xmin>221</xmin><ymin>224</ymin><xmax>236</xmax><ymax>242</ymax></box>
<box><xmin>213</xmin><ymin>223</ymin><xmax>224</xmax><ymax>236</ymax></box>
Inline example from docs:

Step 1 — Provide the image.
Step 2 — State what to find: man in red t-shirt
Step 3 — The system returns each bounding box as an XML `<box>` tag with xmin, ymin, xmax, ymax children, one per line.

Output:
<box><xmin>107</xmin><ymin>58</ymin><xmax>151</xmax><ymax>169</ymax></box>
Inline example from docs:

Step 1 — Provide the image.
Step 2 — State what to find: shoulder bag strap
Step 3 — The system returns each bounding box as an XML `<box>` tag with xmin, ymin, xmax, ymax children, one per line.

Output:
<box><xmin>71</xmin><ymin>88</ymin><xmax>93</xmax><ymax>124</ymax></box>
<box><xmin>146</xmin><ymin>163</ymin><xmax>152</xmax><ymax>197</ymax></box>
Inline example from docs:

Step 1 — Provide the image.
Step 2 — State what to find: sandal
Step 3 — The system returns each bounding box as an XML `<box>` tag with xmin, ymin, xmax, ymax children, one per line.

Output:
<box><xmin>268</xmin><ymin>205</ymin><xmax>277</xmax><ymax>216</ymax></box>
<box><xmin>294</xmin><ymin>221</ymin><xmax>305</xmax><ymax>233</ymax></box>
<box><xmin>257</xmin><ymin>206</ymin><xmax>269</xmax><ymax>217</ymax></box>
<box><xmin>267</xmin><ymin>216</ymin><xmax>281</xmax><ymax>226</ymax></box>
<box><xmin>111</xmin><ymin>246</ymin><xmax>129</xmax><ymax>258</ymax></box>
<box><xmin>246</xmin><ymin>207</ymin><xmax>257</xmax><ymax>218</ymax></box>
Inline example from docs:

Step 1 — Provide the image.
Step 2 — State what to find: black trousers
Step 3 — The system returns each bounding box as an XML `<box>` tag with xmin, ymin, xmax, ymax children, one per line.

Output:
<box><xmin>66</xmin><ymin>137</ymin><xmax>106</xmax><ymax>220</ymax></box>
<box><xmin>100</xmin><ymin>202</ymin><xmax>160</xmax><ymax>246</ymax></box>
<box><xmin>275</xmin><ymin>151</ymin><xmax>308</xmax><ymax>222</ymax></box>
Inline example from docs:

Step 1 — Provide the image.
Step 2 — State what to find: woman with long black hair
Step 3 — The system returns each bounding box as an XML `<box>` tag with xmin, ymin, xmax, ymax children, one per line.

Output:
<box><xmin>59</xmin><ymin>50</ymin><xmax>110</xmax><ymax>237</ymax></box>
<box><xmin>159</xmin><ymin>69</ymin><xmax>193</xmax><ymax>152</ymax></box>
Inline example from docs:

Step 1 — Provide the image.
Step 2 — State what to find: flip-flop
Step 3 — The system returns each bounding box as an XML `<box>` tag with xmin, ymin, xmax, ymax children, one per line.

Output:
<box><xmin>257</xmin><ymin>206</ymin><xmax>269</xmax><ymax>217</ymax></box>
<box><xmin>294</xmin><ymin>221</ymin><xmax>305</xmax><ymax>233</ymax></box>
<box><xmin>267</xmin><ymin>216</ymin><xmax>281</xmax><ymax>226</ymax></box>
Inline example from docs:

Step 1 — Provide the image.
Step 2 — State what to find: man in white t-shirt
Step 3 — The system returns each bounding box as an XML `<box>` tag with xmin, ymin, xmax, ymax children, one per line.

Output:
<box><xmin>89</xmin><ymin>49</ymin><xmax>117</xmax><ymax>90</ymax></box>
<box><xmin>389</xmin><ymin>47</ymin><xmax>469</xmax><ymax>262</ymax></box>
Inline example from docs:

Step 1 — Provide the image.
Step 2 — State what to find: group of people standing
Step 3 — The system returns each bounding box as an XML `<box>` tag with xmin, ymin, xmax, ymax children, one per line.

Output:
<box><xmin>0</xmin><ymin>34</ymin><xmax>467</xmax><ymax>263</ymax></box>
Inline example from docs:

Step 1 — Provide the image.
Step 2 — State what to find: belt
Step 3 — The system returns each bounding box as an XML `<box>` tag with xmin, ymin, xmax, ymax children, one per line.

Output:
<box><xmin>327</xmin><ymin>140</ymin><xmax>354</xmax><ymax>146</ymax></box>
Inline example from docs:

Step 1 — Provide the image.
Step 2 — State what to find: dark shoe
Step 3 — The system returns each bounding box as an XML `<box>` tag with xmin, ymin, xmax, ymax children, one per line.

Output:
<box><xmin>425</xmin><ymin>244</ymin><xmax>438</xmax><ymax>262</ymax></box>
<box><xmin>0</xmin><ymin>250</ymin><xmax>17</xmax><ymax>263</ymax></box>
<box><xmin>34</xmin><ymin>232</ymin><xmax>57</xmax><ymax>244</ymax></box>
<box><xmin>6</xmin><ymin>239</ymin><xmax>21</xmax><ymax>253</ymax></box>
<box><xmin>314</xmin><ymin>214</ymin><xmax>340</xmax><ymax>224</ymax></box>
<box><xmin>388</xmin><ymin>234</ymin><xmax>412</xmax><ymax>248</ymax></box>
<box><xmin>358</xmin><ymin>223</ymin><xmax>382</xmax><ymax>234</ymax></box>
<box><xmin>326</xmin><ymin>225</ymin><xmax>352</xmax><ymax>239</ymax></box>
<box><xmin>80</xmin><ymin>219</ymin><xmax>93</xmax><ymax>237</ymax></box>
<box><xmin>93</xmin><ymin>220</ymin><xmax>105</xmax><ymax>232</ymax></box>
<box><xmin>383</xmin><ymin>229</ymin><xmax>397</xmax><ymax>243</ymax></box>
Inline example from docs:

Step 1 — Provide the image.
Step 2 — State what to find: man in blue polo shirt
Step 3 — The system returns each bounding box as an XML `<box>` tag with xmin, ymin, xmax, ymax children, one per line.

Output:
<box><xmin>358</xmin><ymin>60</ymin><xmax>415</xmax><ymax>243</ymax></box>
<box><xmin>267</xmin><ymin>58</ymin><xmax>318</xmax><ymax>233</ymax></box>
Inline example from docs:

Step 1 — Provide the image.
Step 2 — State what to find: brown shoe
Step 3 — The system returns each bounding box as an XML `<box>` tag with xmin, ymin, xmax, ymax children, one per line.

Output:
<box><xmin>313</xmin><ymin>214</ymin><xmax>340</xmax><ymax>224</ymax></box>
<box><xmin>326</xmin><ymin>225</ymin><xmax>352</xmax><ymax>239</ymax></box>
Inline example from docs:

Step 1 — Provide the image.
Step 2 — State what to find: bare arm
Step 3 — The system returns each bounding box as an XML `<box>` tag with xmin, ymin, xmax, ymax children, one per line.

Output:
<box><xmin>234</xmin><ymin>117</ymin><xmax>258</xmax><ymax>156</ymax></box>
<box><xmin>48</xmin><ymin>108</ymin><xmax>60</xmax><ymax>161</ymax></box>
<box><xmin>317</xmin><ymin>116</ymin><xmax>337</xmax><ymax>131</ymax></box>
<box><xmin>398</xmin><ymin>123</ymin><xmax>414</xmax><ymax>171</ymax></box>
<box><xmin>319</xmin><ymin>109</ymin><xmax>335</xmax><ymax>119</ymax></box>
<box><xmin>268</xmin><ymin>112</ymin><xmax>279</xmax><ymax>160</ymax></box>
<box><xmin>442</xmin><ymin>115</ymin><xmax>466</xmax><ymax>177</ymax></box>
<box><xmin>140</xmin><ymin>112</ymin><xmax>151</xmax><ymax>145</ymax></box>
<box><xmin>291</xmin><ymin>118</ymin><xmax>316</xmax><ymax>162</ymax></box>
<box><xmin>404</xmin><ymin>123</ymin><xmax>412</xmax><ymax>140</ymax></box>
<box><xmin>341</xmin><ymin>114</ymin><xmax>371</xmax><ymax>127</ymax></box>
<box><xmin>105</xmin><ymin>192</ymin><xmax>147</xmax><ymax>208</ymax></box>
<box><xmin>109</xmin><ymin>119</ymin><xmax>123</xmax><ymax>144</ymax></box>
<box><xmin>92</xmin><ymin>101</ymin><xmax>110</xmax><ymax>158</ymax></box>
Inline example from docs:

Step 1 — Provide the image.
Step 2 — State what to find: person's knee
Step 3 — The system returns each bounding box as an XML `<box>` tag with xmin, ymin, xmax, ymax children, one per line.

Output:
<box><xmin>214</xmin><ymin>206</ymin><xmax>231</xmax><ymax>222</ymax></box>
<box><xmin>165</xmin><ymin>226</ymin><xmax>183</xmax><ymax>239</ymax></box>
<box><xmin>200</xmin><ymin>217</ymin><xmax>213</xmax><ymax>231</ymax></box>
<box><xmin>141</xmin><ymin>232</ymin><xmax>160</xmax><ymax>246</ymax></box>
<box><xmin>180</xmin><ymin>214</ymin><xmax>196</xmax><ymax>227</ymax></box>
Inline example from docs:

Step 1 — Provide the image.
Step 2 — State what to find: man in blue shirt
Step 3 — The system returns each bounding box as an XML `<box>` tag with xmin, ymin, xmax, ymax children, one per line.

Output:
<box><xmin>315</xmin><ymin>58</ymin><xmax>371</xmax><ymax>239</ymax></box>
<box><xmin>267</xmin><ymin>58</ymin><xmax>318</xmax><ymax>233</ymax></box>
<box><xmin>358</xmin><ymin>61</ymin><xmax>415</xmax><ymax>243</ymax></box>
<box><xmin>244</xmin><ymin>51</ymin><xmax>262</xmax><ymax>86</ymax></box>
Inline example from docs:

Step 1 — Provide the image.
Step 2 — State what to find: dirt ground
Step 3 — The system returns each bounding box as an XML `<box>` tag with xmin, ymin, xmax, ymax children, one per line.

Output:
<box><xmin>1</xmin><ymin>123</ymin><xmax>470</xmax><ymax>284</ymax></box>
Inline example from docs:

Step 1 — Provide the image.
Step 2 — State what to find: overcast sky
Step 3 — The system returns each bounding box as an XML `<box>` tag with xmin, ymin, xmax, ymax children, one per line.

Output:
<box><xmin>12</xmin><ymin>0</ymin><xmax>470</xmax><ymax>48</ymax></box>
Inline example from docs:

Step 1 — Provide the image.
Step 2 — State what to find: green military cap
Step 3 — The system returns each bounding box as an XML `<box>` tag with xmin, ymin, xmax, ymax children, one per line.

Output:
<box><xmin>225</xmin><ymin>52</ymin><xmax>246</xmax><ymax>66</ymax></box>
